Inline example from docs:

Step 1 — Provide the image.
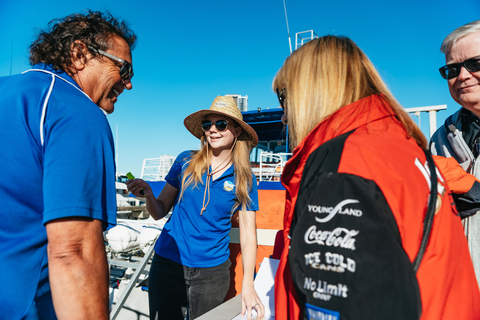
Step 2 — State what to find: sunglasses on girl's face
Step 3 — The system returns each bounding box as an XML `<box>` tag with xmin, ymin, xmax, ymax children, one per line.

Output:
<box><xmin>89</xmin><ymin>46</ymin><xmax>134</xmax><ymax>81</ymax></box>
<box><xmin>439</xmin><ymin>55</ymin><xmax>480</xmax><ymax>80</ymax></box>
<box><xmin>201</xmin><ymin>120</ymin><xmax>229</xmax><ymax>132</ymax></box>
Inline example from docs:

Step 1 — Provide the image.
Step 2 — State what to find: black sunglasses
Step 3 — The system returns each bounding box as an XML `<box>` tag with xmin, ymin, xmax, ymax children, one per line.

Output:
<box><xmin>89</xmin><ymin>46</ymin><xmax>134</xmax><ymax>81</ymax></box>
<box><xmin>201</xmin><ymin>119</ymin><xmax>229</xmax><ymax>132</ymax></box>
<box><xmin>276</xmin><ymin>88</ymin><xmax>286</xmax><ymax>110</ymax></box>
<box><xmin>439</xmin><ymin>55</ymin><xmax>480</xmax><ymax>80</ymax></box>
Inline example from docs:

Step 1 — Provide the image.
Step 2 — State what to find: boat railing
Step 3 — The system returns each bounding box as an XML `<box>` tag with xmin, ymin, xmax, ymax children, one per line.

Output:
<box><xmin>295</xmin><ymin>30</ymin><xmax>318</xmax><ymax>50</ymax></box>
<box><xmin>116</xmin><ymin>206</ymin><xmax>148</xmax><ymax>219</ymax></box>
<box><xmin>405</xmin><ymin>104</ymin><xmax>447</xmax><ymax>137</ymax></box>
<box><xmin>252</xmin><ymin>151</ymin><xmax>292</xmax><ymax>182</ymax></box>
<box><xmin>140</xmin><ymin>155</ymin><xmax>175</xmax><ymax>181</ymax></box>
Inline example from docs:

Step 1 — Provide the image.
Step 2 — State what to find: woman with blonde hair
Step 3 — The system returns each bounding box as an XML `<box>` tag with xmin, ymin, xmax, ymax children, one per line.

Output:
<box><xmin>127</xmin><ymin>95</ymin><xmax>264</xmax><ymax>320</ymax></box>
<box><xmin>273</xmin><ymin>36</ymin><xmax>480</xmax><ymax>320</ymax></box>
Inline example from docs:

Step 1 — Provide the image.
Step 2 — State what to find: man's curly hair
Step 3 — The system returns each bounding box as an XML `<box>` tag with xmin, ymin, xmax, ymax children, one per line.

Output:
<box><xmin>29</xmin><ymin>10</ymin><xmax>137</xmax><ymax>71</ymax></box>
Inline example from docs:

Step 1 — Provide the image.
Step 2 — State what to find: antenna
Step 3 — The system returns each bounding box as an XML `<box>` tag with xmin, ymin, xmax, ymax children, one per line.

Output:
<box><xmin>115</xmin><ymin>124</ymin><xmax>118</xmax><ymax>178</ymax></box>
<box><xmin>282</xmin><ymin>0</ymin><xmax>292</xmax><ymax>54</ymax></box>
<box><xmin>10</xmin><ymin>39</ymin><xmax>13</xmax><ymax>76</ymax></box>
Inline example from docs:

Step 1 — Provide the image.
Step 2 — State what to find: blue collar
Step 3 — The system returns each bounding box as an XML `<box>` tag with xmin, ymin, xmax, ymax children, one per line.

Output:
<box><xmin>23</xmin><ymin>63</ymin><xmax>108</xmax><ymax>115</ymax></box>
<box><xmin>28</xmin><ymin>63</ymin><xmax>82</xmax><ymax>90</ymax></box>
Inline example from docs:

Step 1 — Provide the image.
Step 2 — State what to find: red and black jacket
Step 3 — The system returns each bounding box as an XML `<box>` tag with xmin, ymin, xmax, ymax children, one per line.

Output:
<box><xmin>275</xmin><ymin>94</ymin><xmax>480</xmax><ymax>320</ymax></box>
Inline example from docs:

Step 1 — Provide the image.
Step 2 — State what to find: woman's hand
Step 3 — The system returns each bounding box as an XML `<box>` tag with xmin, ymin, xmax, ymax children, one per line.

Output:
<box><xmin>127</xmin><ymin>181</ymin><xmax>178</xmax><ymax>221</ymax></box>
<box><xmin>239</xmin><ymin>209</ymin><xmax>264</xmax><ymax>319</ymax></box>
<box><xmin>126</xmin><ymin>178</ymin><xmax>153</xmax><ymax>198</ymax></box>
<box><xmin>241</xmin><ymin>283</ymin><xmax>264</xmax><ymax>320</ymax></box>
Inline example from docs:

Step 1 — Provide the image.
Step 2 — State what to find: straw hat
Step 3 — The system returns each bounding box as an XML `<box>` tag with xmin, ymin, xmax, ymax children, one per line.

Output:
<box><xmin>184</xmin><ymin>96</ymin><xmax>258</xmax><ymax>146</ymax></box>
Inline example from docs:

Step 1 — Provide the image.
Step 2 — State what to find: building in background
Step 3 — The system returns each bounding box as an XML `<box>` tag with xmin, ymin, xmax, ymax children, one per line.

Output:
<box><xmin>226</xmin><ymin>94</ymin><xmax>248</xmax><ymax>112</ymax></box>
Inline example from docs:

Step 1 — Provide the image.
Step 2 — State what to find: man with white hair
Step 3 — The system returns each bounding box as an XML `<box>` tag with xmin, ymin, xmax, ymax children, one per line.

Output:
<box><xmin>430</xmin><ymin>20</ymin><xmax>480</xmax><ymax>285</ymax></box>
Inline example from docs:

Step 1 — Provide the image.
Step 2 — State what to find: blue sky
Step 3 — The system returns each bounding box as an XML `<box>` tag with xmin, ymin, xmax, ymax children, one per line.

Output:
<box><xmin>1</xmin><ymin>0</ymin><xmax>479</xmax><ymax>177</ymax></box>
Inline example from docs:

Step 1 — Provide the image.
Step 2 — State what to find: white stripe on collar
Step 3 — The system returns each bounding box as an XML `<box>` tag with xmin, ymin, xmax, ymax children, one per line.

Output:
<box><xmin>24</xmin><ymin>68</ymin><xmax>107</xmax><ymax>146</ymax></box>
<box><xmin>23</xmin><ymin>68</ymin><xmax>108</xmax><ymax>116</ymax></box>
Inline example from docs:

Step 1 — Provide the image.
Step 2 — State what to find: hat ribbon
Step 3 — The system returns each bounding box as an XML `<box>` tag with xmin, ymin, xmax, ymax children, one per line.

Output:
<box><xmin>200</xmin><ymin>138</ymin><xmax>237</xmax><ymax>215</ymax></box>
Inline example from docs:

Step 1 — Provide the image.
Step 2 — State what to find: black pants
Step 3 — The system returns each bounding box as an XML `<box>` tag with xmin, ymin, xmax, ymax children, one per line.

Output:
<box><xmin>148</xmin><ymin>254</ymin><xmax>231</xmax><ymax>320</ymax></box>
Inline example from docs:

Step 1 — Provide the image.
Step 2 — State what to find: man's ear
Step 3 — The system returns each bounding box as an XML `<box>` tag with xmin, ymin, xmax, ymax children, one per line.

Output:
<box><xmin>70</xmin><ymin>41</ymin><xmax>89</xmax><ymax>71</ymax></box>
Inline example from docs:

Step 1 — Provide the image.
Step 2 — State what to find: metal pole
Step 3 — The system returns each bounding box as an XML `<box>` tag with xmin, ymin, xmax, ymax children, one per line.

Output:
<box><xmin>282</xmin><ymin>0</ymin><xmax>292</xmax><ymax>54</ymax></box>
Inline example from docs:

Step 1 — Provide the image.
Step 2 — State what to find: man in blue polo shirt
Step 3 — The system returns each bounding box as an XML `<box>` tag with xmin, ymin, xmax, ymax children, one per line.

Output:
<box><xmin>0</xmin><ymin>11</ymin><xmax>136</xmax><ymax>319</ymax></box>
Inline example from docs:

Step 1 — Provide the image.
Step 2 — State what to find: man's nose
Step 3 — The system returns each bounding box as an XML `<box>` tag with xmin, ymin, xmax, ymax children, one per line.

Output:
<box><xmin>457</xmin><ymin>65</ymin><xmax>473</xmax><ymax>80</ymax></box>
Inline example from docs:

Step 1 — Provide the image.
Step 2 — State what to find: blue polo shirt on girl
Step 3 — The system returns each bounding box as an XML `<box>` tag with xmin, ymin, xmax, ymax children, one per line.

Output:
<box><xmin>155</xmin><ymin>150</ymin><xmax>259</xmax><ymax>268</ymax></box>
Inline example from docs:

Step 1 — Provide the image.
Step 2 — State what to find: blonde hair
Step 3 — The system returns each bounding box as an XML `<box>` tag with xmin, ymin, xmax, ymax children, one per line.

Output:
<box><xmin>272</xmin><ymin>35</ymin><xmax>427</xmax><ymax>150</ymax></box>
<box><xmin>179</xmin><ymin>122</ymin><xmax>255</xmax><ymax>213</ymax></box>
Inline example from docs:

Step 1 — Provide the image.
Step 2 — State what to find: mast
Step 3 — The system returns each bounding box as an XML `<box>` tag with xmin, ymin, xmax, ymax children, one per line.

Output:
<box><xmin>10</xmin><ymin>39</ymin><xmax>13</xmax><ymax>76</ymax></box>
<box><xmin>282</xmin><ymin>0</ymin><xmax>292</xmax><ymax>54</ymax></box>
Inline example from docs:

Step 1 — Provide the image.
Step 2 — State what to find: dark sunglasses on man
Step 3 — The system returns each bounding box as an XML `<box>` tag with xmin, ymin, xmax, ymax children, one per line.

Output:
<box><xmin>201</xmin><ymin>119</ymin><xmax>230</xmax><ymax>132</ymax></box>
<box><xmin>439</xmin><ymin>55</ymin><xmax>480</xmax><ymax>80</ymax></box>
<box><xmin>88</xmin><ymin>46</ymin><xmax>134</xmax><ymax>81</ymax></box>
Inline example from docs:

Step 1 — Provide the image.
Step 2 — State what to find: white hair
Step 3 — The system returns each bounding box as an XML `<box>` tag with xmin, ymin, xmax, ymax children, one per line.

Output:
<box><xmin>441</xmin><ymin>20</ymin><xmax>480</xmax><ymax>54</ymax></box>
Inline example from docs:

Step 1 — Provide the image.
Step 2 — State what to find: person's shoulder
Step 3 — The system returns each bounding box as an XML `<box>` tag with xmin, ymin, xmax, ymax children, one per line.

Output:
<box><xmin>431</xmin><ymin>125</ymin><xmax>447</xmax><ymax>144</ymax></box>
<box><xmin>175</xmin><ymin>150</ymin><xmax>195</xmax><ymax>163</ymax></box>
<box><xmin>444</xmin><ymin>108</ymin><xmax>464</xmax><ymax>129</ymax></box>
<box><xmin>251</xmin><ymin>170</ymin><xmax>258</xmax><ymax>182</ymax></box>
<box><xmin>18</xmin><ymin>67</ymin><xmax>94</xmax><ymax>111</ymax></box>
<box><xmin>177</xmin><ymin>150</ymin><xmax>194</xmax><ymax>158</ymax></box>
<box><xmin>430</xmin><ymin>109</ymin><xmax>462</xmax><ymax>147</ymax></box>
<box><xmin>0</xmin><ymin>69</ymin><xmax>54</xmax><ymax>94</ymax></box>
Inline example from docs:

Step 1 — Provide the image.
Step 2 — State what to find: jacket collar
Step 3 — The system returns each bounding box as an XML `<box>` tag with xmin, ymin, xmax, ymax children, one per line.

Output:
<box><xmin>282</xmin><ymin>94</ymin><xmax>394</xmax><ymax>185</ymax></box>
<box><xmin>447</xmin><ymin>108</ymin><xmax>480</xmax><ymax>150</ymax></box>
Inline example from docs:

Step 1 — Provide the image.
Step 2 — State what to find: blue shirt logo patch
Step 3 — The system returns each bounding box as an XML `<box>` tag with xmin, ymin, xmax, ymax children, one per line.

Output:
<box><xmin>305</xmin><ymin>303</ymin><xmax>340</xmax><ymax>320</ymax></box>
<box><xmin>223</xmin><ymin>180</ymin><xmax>234</xmax><ymax>192</ymax></box>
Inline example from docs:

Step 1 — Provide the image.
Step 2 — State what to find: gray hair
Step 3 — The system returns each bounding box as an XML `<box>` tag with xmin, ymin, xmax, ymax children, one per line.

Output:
<box><xmin>441</xmin><ymin>20</ymin><xmax>480</xmax><ymax>54</ymax></box>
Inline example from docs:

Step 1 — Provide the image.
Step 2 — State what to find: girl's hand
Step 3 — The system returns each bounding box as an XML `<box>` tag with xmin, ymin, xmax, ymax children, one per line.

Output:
<box><xmin>241</xmin><ymin>284</ymin><xmax>265</xmax><ymax>320</ymax></box>
<box><xmin>126</xmin><ymin>178</ymin><xmax>152</xmax><ymax>197</ymax></box>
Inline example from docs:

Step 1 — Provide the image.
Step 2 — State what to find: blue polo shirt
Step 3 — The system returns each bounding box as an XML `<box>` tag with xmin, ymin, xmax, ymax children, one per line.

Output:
<box><xmin>0</xmin><ymin>64</ymin><xmax>117</xmax><ymax>319</ymax></box>
<box><xmin>155</xmin><ymin>150</ymin><xmax>259</xmax><ymax>268</ymax></box>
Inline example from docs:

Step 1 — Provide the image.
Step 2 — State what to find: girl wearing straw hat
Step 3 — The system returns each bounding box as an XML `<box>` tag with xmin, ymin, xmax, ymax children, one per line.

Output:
<box><xmin>127</xmin><ymin>95</ymin><xmax>264</xmax><ymax>320</ymax></box>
